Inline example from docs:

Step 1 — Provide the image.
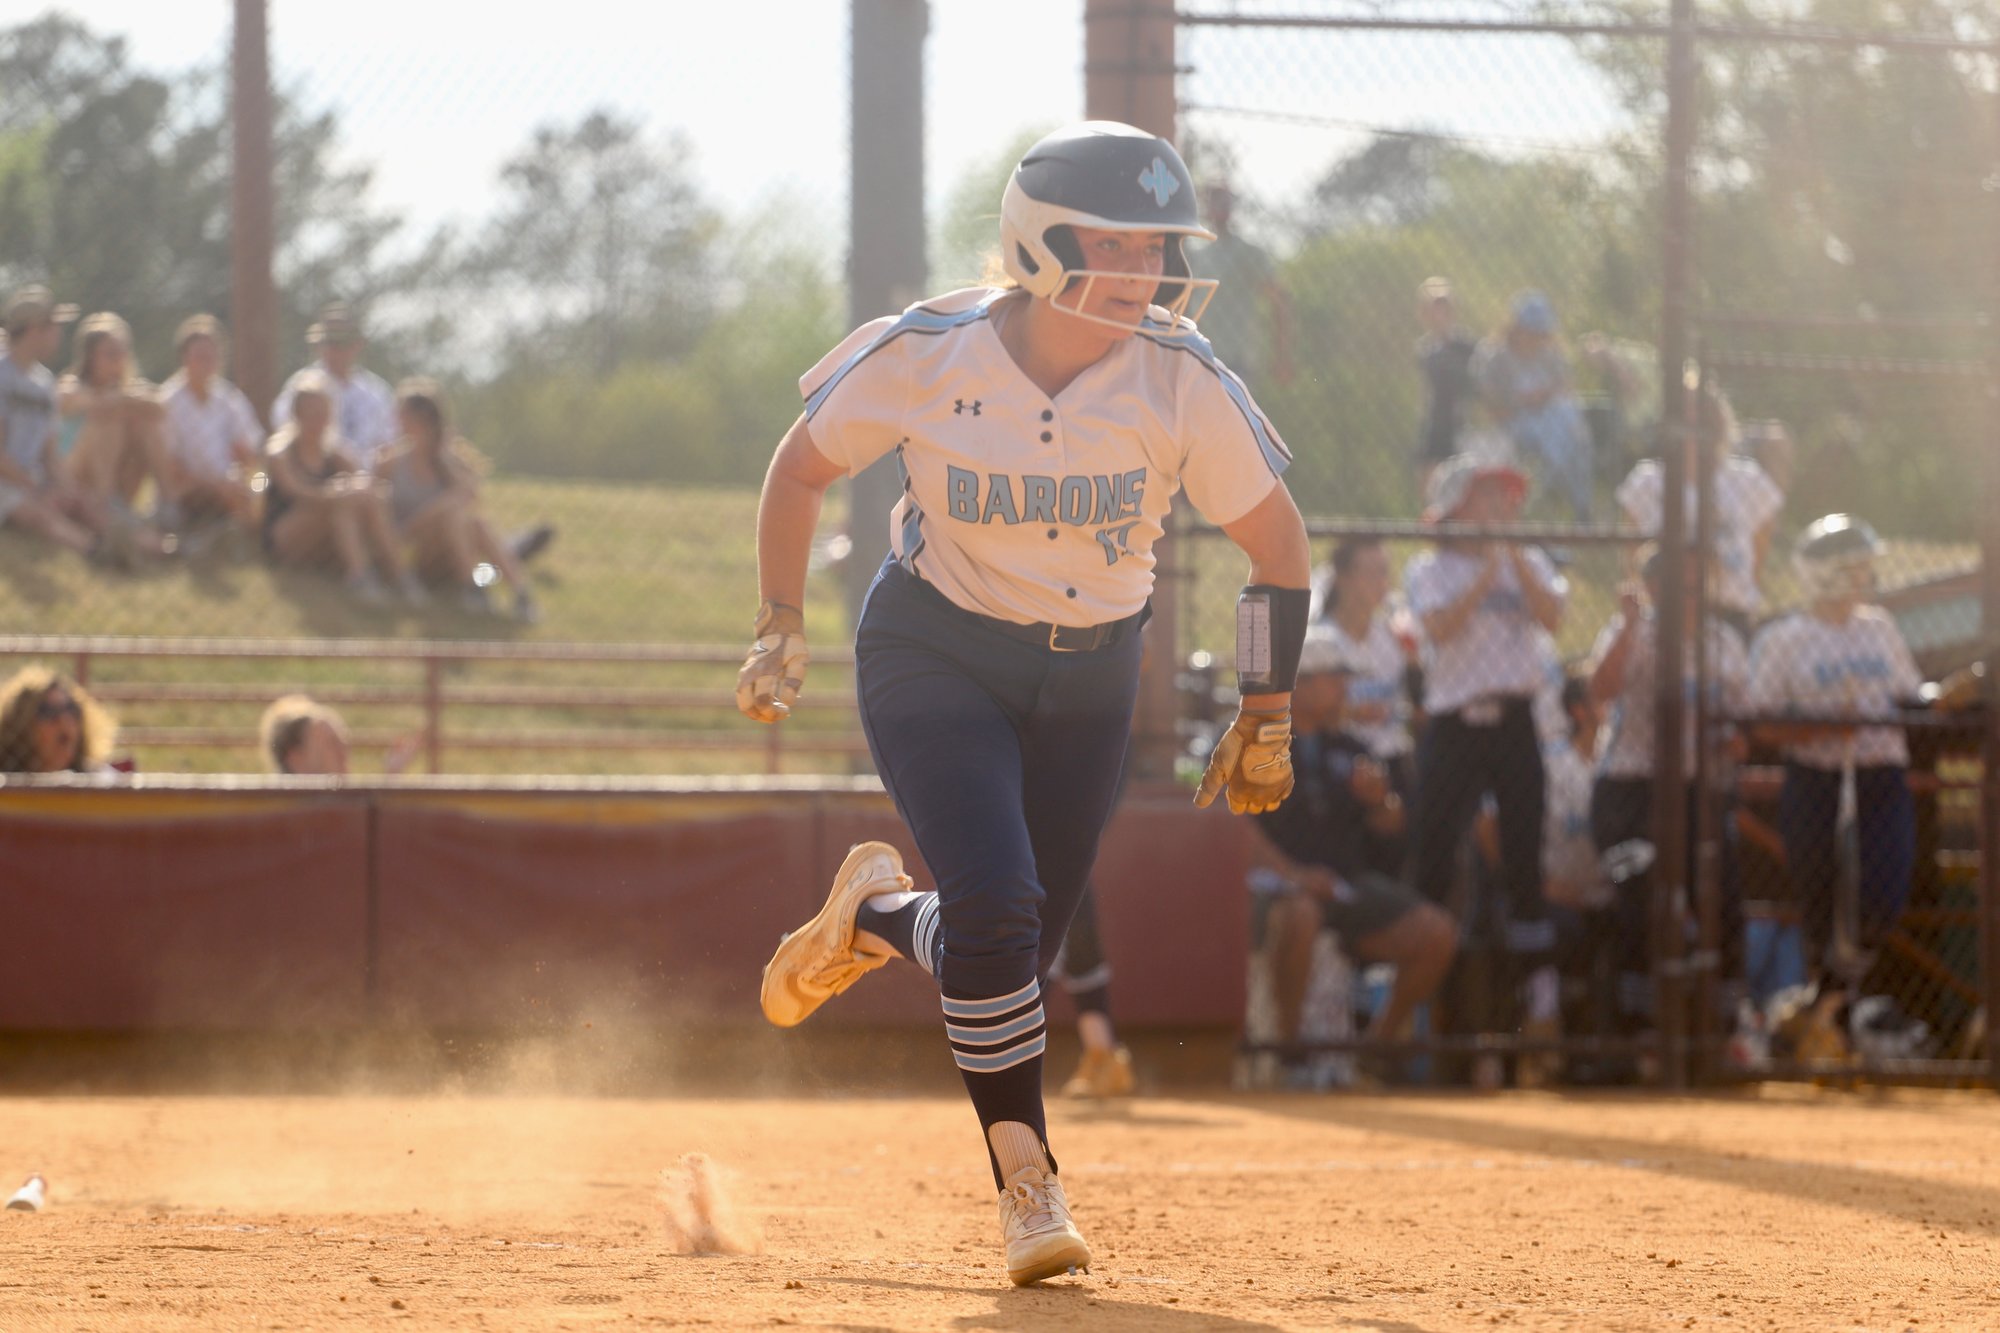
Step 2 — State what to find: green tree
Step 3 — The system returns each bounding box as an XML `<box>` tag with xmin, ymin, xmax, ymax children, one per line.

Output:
<box><xmin>0</xmin><ymin>15</ymin><xmax>431</xmax><ymax>381</ymax></box>
<box><xmin>469</xmin><ymin>109</ymin><xmax>721</xmax><ymax>376</ymax></box>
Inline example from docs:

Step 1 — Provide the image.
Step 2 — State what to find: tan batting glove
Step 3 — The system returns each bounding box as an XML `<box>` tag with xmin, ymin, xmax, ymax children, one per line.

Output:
<box><xmin>735</xmin><ymin>601</ymin><xmax>809</xmax><ymax>723</ymax></box>
<box><xmin>1193</xmin><ymin>707</ymin><xmax>1295</xmax><ymax>815</ymax></box>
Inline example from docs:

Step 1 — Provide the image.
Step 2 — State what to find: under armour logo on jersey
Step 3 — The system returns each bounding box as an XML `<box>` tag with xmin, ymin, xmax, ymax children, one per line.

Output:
<box><xmin>954</xmin><ymin>399</ymin><xmax>982</xmax><ymax>416</ymax></box>
<box><xmin>1138</xmin><ymin>157</ymin><xmax>1180</xmax><ymax>208</ymax></box>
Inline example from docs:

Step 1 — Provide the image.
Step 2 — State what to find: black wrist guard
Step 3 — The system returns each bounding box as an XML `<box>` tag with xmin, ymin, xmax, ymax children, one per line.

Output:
<box><xmin>1236</xmin><ymin>585</ymin><xmax>1311</xmax><ymax>695</ymax></box>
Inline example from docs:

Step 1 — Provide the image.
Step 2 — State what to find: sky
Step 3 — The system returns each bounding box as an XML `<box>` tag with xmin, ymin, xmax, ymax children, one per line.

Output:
<box><xmin>54</xmin><ymin>0</ymin><xmax>1087</xmax><ymax>245</ymax></box>
<box><xmin>38</xmin><ymin>1</ymin><xmax>1626</xmax><ymax>256</ymax></box>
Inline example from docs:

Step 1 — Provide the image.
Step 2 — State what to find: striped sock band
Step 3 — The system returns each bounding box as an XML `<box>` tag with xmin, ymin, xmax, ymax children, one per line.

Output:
<box><xmin>942</xmin><ymin>979</ymin><xmax>1047</xmax><ymax>1074</ymax></box>
<box><xmin>910</xmin><ymin>896</ymin><xmax>943</xmax><ymax>980</ymax></box>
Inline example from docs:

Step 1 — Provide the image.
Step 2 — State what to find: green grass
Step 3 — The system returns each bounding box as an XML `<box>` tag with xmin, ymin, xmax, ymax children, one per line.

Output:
<box><xmin>0</xmin><ymin>477</ymin><xmax>860</xmax><ymax>776</ymax></box>
<box><xmin>3</xmin><ymin>476</ymin><xmax>1972</xmax><ymax>776</ymax></box>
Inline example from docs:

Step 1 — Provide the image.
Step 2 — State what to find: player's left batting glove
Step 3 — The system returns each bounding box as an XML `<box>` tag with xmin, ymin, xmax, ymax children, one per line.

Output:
<box><xmin>735</xmin><ymin>601</ymin><xmax>809</xmax><ymax>723</ymax></box>
<box><xmin>1193</xmin><ymin>707</ymin><xmax>1295</xmax><ymax>815</ymax></box>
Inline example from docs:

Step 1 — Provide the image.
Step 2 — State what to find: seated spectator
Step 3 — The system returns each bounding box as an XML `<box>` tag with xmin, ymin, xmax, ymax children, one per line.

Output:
<box><xmin>264</xmin><ymin>371</ymin><xmax>421</xmax><ymax>606</ymax></box>
<box><xmin>1472</xmin><ymin>291</ymin><xmax>1594</xmax><ymax>522</ymax></box>
<box><xmin>0</xmin><ymin>286</ymin><xmax>102</xmax><ymax>558</ymax></box>
<box><xmin>57</xmin><ymin>312</ymin><xmax>184</xmax><ymax>530</ymax></box>
<box><xmin>1748</xmin><ymin>515</ymin><xmax>1922</xmax><ymax>1063</ymax></box>
<box><xmin>159</xmin><ymin>314</ymin><xmax>263</xmax><ymax>537</ymax></box>
<box><xmin>1313</xmin><ymin>536</ymin><xmax>1418</xmax><ymax>788</ymax></box>
<box><xmin>376</xmin><ymin>379</ymin><xmax>540</xmax><ymax>622</ymax></box>
<box><xmin>1252</xmin><ymin>630</ymin><xmax>1457</xmax><ymax>1070</ymax></box>
<box><xmin>272</xmin><ymin>304</ymin><xmax>396</xmax><ymax>472</ymax></box>
<box><xmin>1616</xmin><ymin>387</ymin><xmax>1781</xmax><ymax>637</ymax></box>
<box><xmin>0</xmin><ymin>665</ymin><xmax>116</xmax><ymax>773</ymax></box>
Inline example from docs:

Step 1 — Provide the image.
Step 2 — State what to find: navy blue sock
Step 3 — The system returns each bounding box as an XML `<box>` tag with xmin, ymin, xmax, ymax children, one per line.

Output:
<box><xmin>942</xmin><ymin>978</ymin><xmax>1052</xmax><ymax>1187</ymax></box>
<box><xmin>856</xmin><ymin>892</ymin><xmax>941</xmax><ymax>976</ymax></box>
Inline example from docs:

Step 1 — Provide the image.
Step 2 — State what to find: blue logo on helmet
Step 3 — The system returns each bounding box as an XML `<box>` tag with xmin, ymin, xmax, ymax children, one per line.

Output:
<box><xmin>1137</xmin><ymin>157</ymin><xmax>1180</xmax><ymax>208</ymax></box>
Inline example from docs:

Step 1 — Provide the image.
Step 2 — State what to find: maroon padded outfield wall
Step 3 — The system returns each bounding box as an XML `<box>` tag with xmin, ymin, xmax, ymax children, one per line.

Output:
<box><xmin>0</xmin><ymin>782</ymin><xmax>1251</xmax><ymax>1033</ymax></box>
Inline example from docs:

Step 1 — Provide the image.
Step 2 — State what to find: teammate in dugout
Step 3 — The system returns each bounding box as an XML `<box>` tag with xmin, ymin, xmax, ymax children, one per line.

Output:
<box><xmin>736</xmin><ymin>123</ymin><xmax>1311</xmax><ymax>1285</ymax></box>
<box><xmin>1746</xmin><ymin>515</ymin><xmax>1923</xmax><ymax>1061</ymax></box>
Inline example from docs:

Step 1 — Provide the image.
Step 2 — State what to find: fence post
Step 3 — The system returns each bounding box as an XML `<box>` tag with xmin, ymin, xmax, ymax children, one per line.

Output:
<box><xmin>423</xmin><ymin>657</ymin><xmax>444</xmax><ymax>775</ymax></box>
<box><xmin>1651</xmin><ymin>0</ymin><xmax>1700</xmax><ymax>1090</ymax></box>
<box><xmin>1983</xmin><ymin>56</ymin><xmax>2000</xmax><ymax>1091</ymax></box>
<box><xmin>1086</xmin><ymin>0</ymin><xmax>1180</xmax><ymax>777</ymax></box>
<box><xmin>72</xmin><ymin>652</ymin><xmax>90</xmax><ymax>688</ymax></box>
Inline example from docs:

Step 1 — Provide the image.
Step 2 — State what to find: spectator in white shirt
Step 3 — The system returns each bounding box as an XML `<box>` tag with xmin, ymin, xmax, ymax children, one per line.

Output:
<box><xmin>272</xmin><ymin>304</ymin><xmax>396</xmax><ymax>471</ymax></box>
<box><xmin>159</xmin><ymin>314</ymin><xmax>263</xmax><ymax>534</ymax></box>
<box><xmin>57</xmin><ymin>312</ymin><xmax>184</xmax><ymax>536</ymax></box>
<box><xmin>1404</xmin><ymin>455</ymin><xmax>1568</xmax><ymax>1046</ymax></box>
<box><xmin>1616</xmin><ymin>387</ymin><xmax>1783</xmax><ymax>636</ymax></box>
<box><xmin>1313</xmin><ymin>536</ymin><xmax>1418</xmax><ymax>780</ymax></box>
<box><xmin>1747</xmin><ymin>514</ymin><xmax>1922</xmax><ymax>1060</ymax></box>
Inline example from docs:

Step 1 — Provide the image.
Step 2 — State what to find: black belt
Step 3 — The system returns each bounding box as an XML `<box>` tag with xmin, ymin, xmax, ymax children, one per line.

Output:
<box><xmin>894</xmin><ymin>564</ymin><xmax>1145</xmax><ymax>653</ymax></box>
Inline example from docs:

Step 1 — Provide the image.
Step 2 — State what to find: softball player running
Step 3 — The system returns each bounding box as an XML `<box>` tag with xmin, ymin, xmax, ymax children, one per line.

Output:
<box><xmin>737</xmin><ymin>123</ymin><xmax>1311</xmax><ymax>1286</ymax></box>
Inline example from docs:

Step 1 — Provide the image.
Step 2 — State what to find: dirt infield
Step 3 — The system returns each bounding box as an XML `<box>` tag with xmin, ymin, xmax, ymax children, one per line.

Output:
<box><xmin>2</xmin><ymin>1087</ymin><xmax>1998</xmax><ymax>1331</ymax></box>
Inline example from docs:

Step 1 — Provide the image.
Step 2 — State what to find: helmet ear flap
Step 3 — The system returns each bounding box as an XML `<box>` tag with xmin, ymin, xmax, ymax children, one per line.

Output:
<box><xmin>1153</xmin><ymin>234</ymin><xmax>1189</xmax><ymax>308</ymax></box>
<box><xmin>1043</xmin><ymin>225</ymin><xmax>1082</xmax><ymax>272</ymax></box>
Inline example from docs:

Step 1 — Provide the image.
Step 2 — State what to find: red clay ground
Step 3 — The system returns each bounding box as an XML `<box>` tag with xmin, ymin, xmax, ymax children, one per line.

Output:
<box><xmin>2</xmin><ymin>1087</ymin><xmax>1997</xmax><ymax>1331</ymax></box>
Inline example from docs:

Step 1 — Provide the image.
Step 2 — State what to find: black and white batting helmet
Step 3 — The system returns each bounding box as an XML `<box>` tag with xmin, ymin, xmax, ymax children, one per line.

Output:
<box><xmin>999</xmin><ymin>122</ymin><xmax>1217</xmax><ymax>330</ymax></box>
<box><xmin>1793</xmin><ymin>513</ymin><xmax>1881</xmax><ymax>601</ymax></box>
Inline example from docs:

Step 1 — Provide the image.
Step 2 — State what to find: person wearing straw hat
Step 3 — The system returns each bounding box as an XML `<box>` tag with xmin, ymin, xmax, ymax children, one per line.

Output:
<box><xmin>1403</xmin><ymin>454</ymin><xmax>1568</xmax><ymax>1066</ymax></box>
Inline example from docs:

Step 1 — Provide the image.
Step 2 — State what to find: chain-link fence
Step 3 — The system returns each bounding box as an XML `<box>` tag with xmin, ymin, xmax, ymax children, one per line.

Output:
<box><xmin>1179</xmin><ymin>1</ymin><xmax>1998</xmax><ymax>1088</ymax></box>
<box><xmin>0</xmin><ymin>8</ymin><xmax>858</xmax><ymax>774</ymax></box>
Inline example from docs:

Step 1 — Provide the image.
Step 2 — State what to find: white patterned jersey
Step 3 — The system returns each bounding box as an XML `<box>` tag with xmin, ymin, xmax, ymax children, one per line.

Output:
<box><xmin>800</xmin><ymin>287</ymin><xmax>1290</xmax><ymax>627</ymax></box>
<box><xmin>1747</xmin><ymin>606</ymin><xmax>1922</xmax><ymax>769</ymax></box>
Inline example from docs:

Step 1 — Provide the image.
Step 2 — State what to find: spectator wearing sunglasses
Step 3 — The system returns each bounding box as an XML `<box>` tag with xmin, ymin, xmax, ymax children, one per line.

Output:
<box><xmin>0</xmin><ymin>665</ymin><xmax>117</xmax><ymax>773</ymax></box>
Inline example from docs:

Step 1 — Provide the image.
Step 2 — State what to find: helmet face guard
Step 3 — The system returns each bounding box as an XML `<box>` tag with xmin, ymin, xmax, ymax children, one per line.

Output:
<box><xmin>999</xmin><ymin>122</ymin><xmax>1219</xmax><ymax>334</ymax></box>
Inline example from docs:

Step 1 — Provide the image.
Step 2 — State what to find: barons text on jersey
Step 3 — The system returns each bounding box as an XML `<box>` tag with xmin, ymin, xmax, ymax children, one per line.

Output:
<box><xmin>946</xmin><ymin>466</ymin><xmax>1147</xmax><ymax>566</ymax></box>
<box><xmin>799</xmin><ymin>287</ymin><xmax>1290</xmax><ymax>627</ymax></box>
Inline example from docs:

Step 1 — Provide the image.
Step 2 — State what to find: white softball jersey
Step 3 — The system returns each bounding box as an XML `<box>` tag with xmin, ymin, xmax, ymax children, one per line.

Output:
<box><xmin>1404</xmin><ymin>545</ymin><xmax>1568</xmax><ymax>714</ymax></box>
<box><xmin>1616</xmin><ymin>457</ymin><xmax>1783</xmax><ymax>616</ymax></box>
<box><xmin>1324</xmin><ymin>612</ymin><xmax>1413</xmax><ymax>759</ymax></box>
<box><xmin>1747</xmin><ymin>607</ymin><xmax>1922</xmax><ymax>769</ymax></box>
<box><xmin>1590</xmin><ymin>611</ymin><xmax>1749</xmax><ymax>780</ymax></box>
<box><xmin>800</xmin><ymin>287</ymin><xmax>1290</xmax><ymax>628</ymax></box>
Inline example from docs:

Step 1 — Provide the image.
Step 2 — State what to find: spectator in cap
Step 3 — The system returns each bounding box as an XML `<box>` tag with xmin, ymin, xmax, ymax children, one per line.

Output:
<box><xmin>57</xmin><ymin>312</ymin><xmax>186</xmax><ymax>542</ymax></box>
<box><xmin>159</xmin><ymin>314</ymin><xmax>264</xmax><ymax>539</ymax></box>
<box><xmin>272</xmin><ymin>303</ymin><xmax>397</xmax><ymax>471</ymax></box>
<box><xmin>1414</xmin><ymin>277</ymin><xmax>1478</xmax><ymax>495</ymax></box>
<box><xmin>0</xmin><ymin>286</ymin><xmax>98</xmax><ymax>557</ymax></box>
<box><xmin>1249</xmin><ymin>625</ymin><xmax>1457</xmax><ymax>1078</ymax></box>
<box><xmin>1472</xmin><ymin>290</ymin><xmax>1594</xmax><ymax>522</ymax></box>
<box><xmin>1404</xmin><ymin>453</ymin><xmax>1567</xmax><ymax>1056</ymax></box>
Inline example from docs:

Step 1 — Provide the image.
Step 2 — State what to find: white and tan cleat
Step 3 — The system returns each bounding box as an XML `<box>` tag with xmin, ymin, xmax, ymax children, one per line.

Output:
<box><xmin>759</xmin><ymin>841</ymin><xmax>908</xmax><ymax>1027</ymax></box>
<box><xmin>996</xmin><ymin>1166</ymin><xmax>1091</xmax><ymax>1286</ymax></box>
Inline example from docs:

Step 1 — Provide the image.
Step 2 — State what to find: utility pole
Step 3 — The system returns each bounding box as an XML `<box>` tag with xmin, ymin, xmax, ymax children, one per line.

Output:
<box><xmin>231</xmin><ymin>0</ymin><xmax>278</xmax><ymax>422</ymax></box>
<box><xmin>1084</xmin><ymin>0</ymin><xmax>1179</xmax><ymax>778</ymax></box>
<box><xmin>842</xmin><ymin>0</ymin><xmax>930</xmax><ymax>625</ymax></box>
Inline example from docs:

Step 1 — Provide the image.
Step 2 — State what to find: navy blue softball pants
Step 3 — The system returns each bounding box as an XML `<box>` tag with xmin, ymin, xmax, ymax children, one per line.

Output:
<box><xmin>1778</xmin><ymin>763</ymin><xmax>1914</xmax><ymax>978</ymax></box>
<box><xmin>855</xmin><ymin>559</ymin><xmax>1141</xmax><ymax>1143</ymax></box>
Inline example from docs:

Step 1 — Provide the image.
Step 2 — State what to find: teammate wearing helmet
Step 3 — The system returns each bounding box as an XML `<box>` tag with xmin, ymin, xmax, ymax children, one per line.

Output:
<box><xmin>738</xmin><ymin>122</ymin><xmax>1310</xmax><ymax>1285</ymax></box>
<box><xmin>1746</xmin><ymin>514</ymin><xmax>1922</xmax><ymax>1061</ymax></box>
